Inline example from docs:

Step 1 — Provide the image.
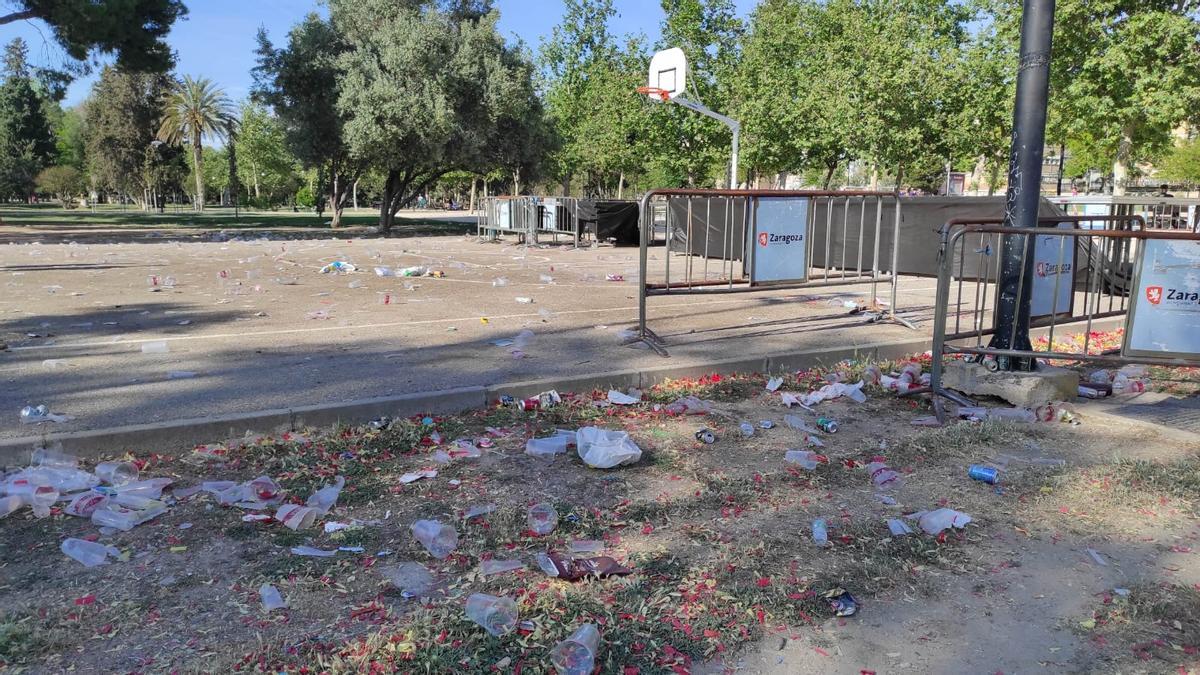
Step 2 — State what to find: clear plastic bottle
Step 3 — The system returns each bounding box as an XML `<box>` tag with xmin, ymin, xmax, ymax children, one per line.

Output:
<box><xmin>811</xmin><ymin>518</ymin><xmax>829</xmax><ymax>546</ymax></box>
<box><xmin>784</xmin><ymin>450</ymin><xmax>822</xmax><ymax>470</ymax></box>
<box><xmin>61</xmin><ymin>538</ymin><xmax>120</xmax><ymax>567</ymax></box>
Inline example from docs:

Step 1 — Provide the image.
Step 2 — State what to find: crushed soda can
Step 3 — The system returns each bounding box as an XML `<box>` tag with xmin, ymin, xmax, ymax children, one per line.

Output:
<box><xmin>535</xmin><ymin>551</ymin><xmax>632</xmax><ymax>581</ymax></box>
<box><xmin>824</xmin><ymin>588</ymin><xmax>858</xmax><ymax>617</ymax></box>
<box><xmin>758</xmin><ymin>420</ymin><xmax>776</xmax><ymax>429</ymax></box>
<box><xmin>514</xmin><ymin>390</ymin><xmax>561</xmax><ymax>411</ymax></box>
<box><xmin>816</xmin><ymin>417</ymin><xmax>838</xmax><ymax>433</ymax></box>
<box><xmin>498</xmin><ymin>395</ymin><xmax>516</xmax><ymax>406</ymax></box>
<box><xmin>695</xmin><ymin>429</ymin><xmax>716</xmax><ymax>444</ymax></box>
<box><xmin>968</xmin><ymin>464</ymin><xmax>999</xmax><ymax>485</ymax></box>
<box><xmin>368</xmin><ymin>416</ymin><xmax>391</xmax><ymax>430</ymax></box>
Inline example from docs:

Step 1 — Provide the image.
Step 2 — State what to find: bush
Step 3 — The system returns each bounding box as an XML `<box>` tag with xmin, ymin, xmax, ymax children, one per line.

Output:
<box><xmin>35</xmin><ymin>165</ymin><xmax>84</xmax><ymax>206</ymax></box>
<box><xmin>295</xmin><ymin>185</ymin><xmax>315</xmax><ymax>208</ymax></box>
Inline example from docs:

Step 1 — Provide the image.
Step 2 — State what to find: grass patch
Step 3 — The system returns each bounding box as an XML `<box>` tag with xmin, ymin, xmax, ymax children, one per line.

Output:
<box><xmin>0</xmin><ymin>616</ymin><xmax>46</xmax><ymax>667</ymax></box>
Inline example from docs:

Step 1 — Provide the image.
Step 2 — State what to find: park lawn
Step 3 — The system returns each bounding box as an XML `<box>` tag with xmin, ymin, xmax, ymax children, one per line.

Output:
<box><xmin>1</xmin><ymin>358</ymin><xmax>1199</xmax><ymax>674</ymax></box>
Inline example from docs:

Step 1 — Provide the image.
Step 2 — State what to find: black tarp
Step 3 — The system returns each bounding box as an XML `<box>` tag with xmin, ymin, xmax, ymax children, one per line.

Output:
<box><xmin>666</xmin><ymin>197</ymin><xmax>748</xmax><ymax>261</ymax></box>
<box><xmin>579</xmin><ymin>200</ymin><xmax>640</xmax><ymax>245</ymax></box>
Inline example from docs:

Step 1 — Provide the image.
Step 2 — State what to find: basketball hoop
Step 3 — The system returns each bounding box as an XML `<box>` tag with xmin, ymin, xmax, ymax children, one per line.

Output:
<box><xmin>636</xmin><ymin>86</ymin><xmax>671</xmax><ymax>102</ymax></box>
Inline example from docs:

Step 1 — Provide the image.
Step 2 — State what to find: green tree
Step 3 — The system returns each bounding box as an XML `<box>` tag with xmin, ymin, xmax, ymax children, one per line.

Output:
<box><xmin>1157</xmin><ymin>139</ymin><xmax>1200</xmax><ymax>189</ymax></box>
<box><xmin>235</xmin><ymin>101</ymin><xmax>298</xmax><ymax>206</ymax></box>
<box><xmin>951</xmin><ymin>2</ymin><xmax>1018</xmax><ymax>194</ymax></box>
<box><xmin>35</xmin><ymin>164</ymin><xmax>82</xmax><ymax>204</ymax></box>
<box><xmin>157</xmin><ymin>76</ymin><xmax>236</xmax><ymax>210</ymax></box>
<box><xmin>253</xmin><ymin>14</ymin><xmax>359</xmax><ymax>226</ymax></box>
<box><xmin>0</xmin><ymin>38</ymin><xmax>55</xmax><ymax>200</ymax></box>
<box><xmin>652</xmin><ymin>0</ymin><xmax>743</xmax><ymax>187</ymax></box>
<box><xmin>0</xmin><ymin>0</ymin><xmax>185</xmax><ymax>76</ymax></box>
<box><xmin>52</xmin><ymin>105</ymin><xmax>86</xmax><ymax>169</ymax></box>
<box><xmin>83</xmin><ymin>66</ymin><xmax>173</xmax><ymax>205</ymax></box>
<box><xmin>331</xmin><ymin>0</ymin><xmax>543</xmax><ymax>231</ymax></box>
<box><xmin>1007</xmin><ymin>0</ymin><xmax>1200</xmax><ymax>195</ymax></box>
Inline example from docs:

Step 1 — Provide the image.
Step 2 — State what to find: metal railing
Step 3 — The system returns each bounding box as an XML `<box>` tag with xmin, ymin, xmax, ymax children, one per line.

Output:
<box><xmin>918</xmin><ymin>214</ymin><xmax>1200</xmax><ymax>418</ymax></box>
<box><xmin>477</xmin><ymin>196</ymin><xmax>587</xmax><ymax>247</ymax></box>
<box><xmin>1049</xmin><ymin>195</ymin><xmax>1200</xmax><ymax>232</ymax></box>
<box><xmin>636</xmin><ymin>189</ymin><xmax>904</xmax><ymax>355</ymax></box>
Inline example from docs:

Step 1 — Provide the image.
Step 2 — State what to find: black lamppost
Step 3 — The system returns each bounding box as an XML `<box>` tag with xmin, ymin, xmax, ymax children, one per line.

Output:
<box><xmin>988</xmin><ymin>0</ymin><xmax>1056</xmax><ymax>371</ymax></box>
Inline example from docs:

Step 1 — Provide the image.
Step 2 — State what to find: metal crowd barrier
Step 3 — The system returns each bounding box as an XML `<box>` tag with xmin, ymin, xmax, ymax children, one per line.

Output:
<box><xmin>636</xmin><ymin>189</ymin><xmax>904</xmax><ymax>356</ymax></box>
<box><xmin>919</xmin><ymin>214</ymin><xmax>1200</xmax><ymax>418</ymax></box>
<box><xmin>477</xmin><ymin>196</ymin><xmax>586</xmax><ymax>246</ymax></box>
<box><xmin>1049</xmin><ymin>195</ymin><xmax>1200</xmax><ymax>232</ymax></box>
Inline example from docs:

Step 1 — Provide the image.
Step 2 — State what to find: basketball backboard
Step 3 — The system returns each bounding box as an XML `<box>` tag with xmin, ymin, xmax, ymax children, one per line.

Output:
<box><xmin>646</xmin><ymin>47</ymin><xmax>687</xmax><ymax>101</ymax></box>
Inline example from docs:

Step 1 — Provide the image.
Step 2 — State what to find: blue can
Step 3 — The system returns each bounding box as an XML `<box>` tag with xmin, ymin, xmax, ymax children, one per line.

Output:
<box><xmin>968</xmin><ymin>464</ymin><xmax>999</xmax><ymax>484</ymax></box>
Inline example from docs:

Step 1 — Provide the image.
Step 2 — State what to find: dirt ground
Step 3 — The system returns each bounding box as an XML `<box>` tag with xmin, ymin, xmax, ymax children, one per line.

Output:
<box><xmin>2</xmin><ymin>357</ymin><xmax>1199</xmax><ymax>674</ymax></box>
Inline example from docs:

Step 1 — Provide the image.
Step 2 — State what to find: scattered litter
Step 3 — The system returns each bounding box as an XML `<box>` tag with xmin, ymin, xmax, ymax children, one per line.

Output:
<box><xmin>913</xmin><ymin>508</ymin><xmax>972</xmax><ymax>535</ymax></box>
<box><xmin>260</xmin><ymin>583</ymin><xmax>287</xmax><ymax>611</ymax></box>
<box><xmin>550</xmin><ymin>624</ymin><xmax>601</xmax><ymax>675</ymax></box>
<box><xmin>784</xmin><ymin>414</ymin><xmax>823</xmax><ymax>435</ymax></box>
<box><xmin>758</xmin><ymin>420</ymin><xmax>776</xmax><ymax>429</ymax></box>
<box><xmin>785</xmin><ymin>450</ymin><xmax>826</xmax><ymax>470</ymax></box>
<box><xmin>576</xmin><ymin>427</ymin><xmax>642</xmax><ymax>468</ymax></box>
<box><xmin>534</xmin><ymin>551</ymin><xmax>632</xmax><ymax>580</ymax></box>
<box><xmin>411</xmin><ymin>519</ymin><xmax>458</xmax><ymax>559</ymax></box>
<box><xmin>141</xmin><ymin>341</ymin><xmax>170</xmax><ymax>354</ymax></box>
<box><xmin>887</xmin><ymin>519</ymin><xmax>914</xmax><ymax>536</ymax></box>
<box><xmin>1086</xmin><ymin>548</ymin><xmax>1108</xmax><ymax>567</ymax></box>
<box><xmin>306</xmin><ymin>475</ymin><xmax>345</xmax><ymax>514</ymax></box>
<box><xmin>492</xmin><ymin>277</ymin><xmax>508</xmax><ymax>287</ymax></box>
<box><xmin>766</xmin><ymin>376</ymin><xmax>784</xmax><ymax>392</ymax></box>
<box><xmin>825</xmin><ymin>588</ymin><xmax>859</xmax><ymax>617</ymax></box>
<box><xmin>19</xmin><ymin>404</ymin><xmax>72</xmax><ymax>424</ymax></box>
<box><xmin>61</xmin><ymin>538</ymin><xmax>122</xmax><ymax>568</ymax></box>
<box><xmin>968</xmin><ymin>464</ymin><xmax>1000</xmax><ymax>485</ymax></box>
<box><xmin>276</xmin><ymin>504</ymin><xmax>318</xmax><ymax>530</ymax></box>
<box><xmin>812</xmin><ymin>518</ymin><xmax>830</xmax><ymax>546</ymax></box>
<box><xmin>95</xmin><ymin>461</ymin><xmax>138</xmax><ymax>487</ymax></box>
<box><xmin>606</xmin><ymin>389</ymin><xmax>641</xmax><ymax>405</ymax></box>
<box><xmin>319</xmin><ymin>261</ymin><xmax>356</xmax><ymax>274</ymax></box>
<box><xmin>663</xmin><ymin>396</ymin><xmax>713</xmax><ymax>415</ymax></box>
<box><xmin>464</xmin><ymin>503</ymin><xmax>497</xmax><ymax>520</ymax></box>
<box><xmin>867</xmin><ymin>460</ymin><xmax>904</xmax><ymax>491</ymax></box>
<box><xmin>291</xmin><ymin>546</ymin><xmax>336</xmax><ymax>557</ymax></box>
<box><xmin>399</xmin><ymin>469</ymin><xmax>437</xmax><ymax>484</ymax></box>
<box><xmin>527</xmin><ymin>503</ymin><xmax>559</xmax><ymax>535</ymax></box>
<box><xmin>526</xmin><ymin>432</ymin><xmax>572</xmax><ymax>458</ymax></box>
<box><xmin>515</xmin><ymin>297</ymin><xmax>534</xmax><ymax>304</ymax></box>
<box><xmin>815</xmin><ymin>417</ymin><xmax>838</xmax><ymax>434</ymax></box>
<box><xmin>739</xmin><ymin>422</ymin><xmax>755</xmax><ymax>438</ymax></box>
<box><xmin>167</xmin><ymin>370</ymin><xmax>197</xmax><ymax>380</ymax></box>
<box><xmin>383</xmin><ymin>561</ymin><xmax>435</xmax><ymax>597</ymax></box>
<box><xmin>479</xmin><ymin>559</ymin><xmax>526</xmax><ymax>576</ymax></box>
<box><xmin>695</xmin><ymin>429</ymin><xmax>716</xmax><ymax>444</ymax></box>
<box><xmin>568</xmin><ymin>540</ymin><xmax>603</xmax><ymax>554</ymax></box>
<box><xmin>800</xmin><ymin>381</ymin><xmax>867</xmax><ymax>407</ymax></box>
<box><xmin>466</xmin><ymin>593</ymin><xmax>518</xmax><ymax>636</ymax></box>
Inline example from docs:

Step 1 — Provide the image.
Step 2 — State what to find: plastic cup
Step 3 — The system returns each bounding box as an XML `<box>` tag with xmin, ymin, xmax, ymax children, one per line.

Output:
<box><xmin>550</xmin><ymin>624</ymin><xmax>601</xmax><ymax>674</ymax></box>
<box><xmin>276</xmin><ymin>504</ymin><xmax>317</xmax><ymax>530</ymax></box>
<box><xmin>465</xmin><ymin>593</ymin><xmax>518</xmax><ymax>636</ymax></box>
<box><xmin>95</xmin><ymin>461</ymin><xmax>139</xmax><ymax>487</ymax></box>
<box><xmin>527</xmin><ymin>503</ymin><xmax>559</xmax><ymax>535</ymax></box>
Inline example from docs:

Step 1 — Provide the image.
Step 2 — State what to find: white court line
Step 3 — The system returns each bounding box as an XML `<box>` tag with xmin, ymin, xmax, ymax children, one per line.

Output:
<box><xmin>8</xmin><ymin>283</ymin><xmax>940</xmax><ymax>353</ymax></box>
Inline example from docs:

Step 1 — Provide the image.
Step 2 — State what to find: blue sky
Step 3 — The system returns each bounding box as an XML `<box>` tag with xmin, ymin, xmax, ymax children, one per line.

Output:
<box><xmin>1</xmin><ymin>0</ymin><xmax>757</xmax><ymax>108</ymax></box>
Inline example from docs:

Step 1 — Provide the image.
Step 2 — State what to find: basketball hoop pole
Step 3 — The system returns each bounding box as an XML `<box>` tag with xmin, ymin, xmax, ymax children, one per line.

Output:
<box><xmin>671</xmin><ymin>96</ymin><xmax>741</xmax><ymax>189</ymax></box>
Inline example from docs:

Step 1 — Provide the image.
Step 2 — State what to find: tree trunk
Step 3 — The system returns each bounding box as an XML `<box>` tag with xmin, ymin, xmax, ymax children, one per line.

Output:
<box><xmin>469</xmin><ymin>177</ymin><xmax>477</xmax><ymax>212</ymax></box>
<box><xmin>895</xmin><ymin>164</ymin><xmax>905</xmax><ymax>192</ymax></box>
<box><xmin>1112</xmin><ymin>122</ymin><xmax>1135</xmax><ymax>197</ymax></box>
<box><xmin>329</xmin><ymin>173</ymin><xmax>341</xmax><ymax>228</ymax></box>
<box><xmin>191</xmin><ymin>137</ymin><xmax>205</xmax><ymax>210</ymax></box>
<box><xmin>987</xmin><ymin>160</ymin><xmax>1001</xmax><ymax>197</ymax></box>
<box><xmin>822</xmin><ymin>161</ymin><xmax>837</xmax><ymax>190</ymax></box>
<box><xmin>869</xmin><ymin>164</ymin><xmax>879</xmax><ymax>191</ymax></box>
<box><xmin>379</xmin><ymin>170</ymin><xmax>398</xmax><ymax>233</ymax></box>
<box><xmin>560</xmin><ymin>177</ymin><xmax>569</xmax><ymax>197</ymax></box>
<box><xmin>617</xmin><ymin>172</ymin><xmax>625</xmax><ymax>200</ymax></box>
<box><xmin>352</xmin><ymin>179</ymin><xmax>358</xmax><ymax>210</ymax></box>
<box><xmin>513</xmin><ymin>167</ymin><xmax>522</xmax><ymax>196</ymax></box>
<box><xmin>251</xmin><ymin>160</ymin><xmax>260</xmax><ymax>199</ymax></box>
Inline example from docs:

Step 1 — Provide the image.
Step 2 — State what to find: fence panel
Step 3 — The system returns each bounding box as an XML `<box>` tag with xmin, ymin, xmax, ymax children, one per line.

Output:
<box><xmin>1049</xmin><ymin>196</ymin><xmax>1200</xmax><ymax>232</ymax></box>
<box><xmin>636</xmin><ymin>189</ymin><xmax>904</xmax><ymax>354</ymax></box>
<box><xmin>918</xmin><ymin>215</ymin><xmax>1200</xmax><ymax>419</ymax></box>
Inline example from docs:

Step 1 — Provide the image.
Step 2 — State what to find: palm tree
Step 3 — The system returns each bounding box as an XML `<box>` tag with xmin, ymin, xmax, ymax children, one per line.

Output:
<box><xmin>158</xmin><ymin>76</ymin><xmax>235</xmax><ymax>210</ymax></box>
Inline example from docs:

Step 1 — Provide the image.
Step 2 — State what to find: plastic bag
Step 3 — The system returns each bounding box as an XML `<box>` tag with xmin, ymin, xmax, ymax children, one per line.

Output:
<box><xmin>576</xmin><ymin>427</ymin><xmax>642</xmax><ymax>469</ymax></box>
<box><xmin>913</xmin><ymin>508</ymin><xmax>972</xmax><ymax>534</ymax></box>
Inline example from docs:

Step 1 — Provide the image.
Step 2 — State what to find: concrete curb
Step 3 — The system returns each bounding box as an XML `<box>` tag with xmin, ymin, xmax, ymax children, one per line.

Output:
<box><xmin>0</xmin><ymin>336</ymin><xmax>937</xmax><ymax>463</ymax></box>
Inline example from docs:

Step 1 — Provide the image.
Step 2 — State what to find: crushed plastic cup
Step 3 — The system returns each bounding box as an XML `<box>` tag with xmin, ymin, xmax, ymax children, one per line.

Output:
<box><xmin>550</xmin><ymin>624</ymin><xmax>601</xmax><ymax>674</ymax></box>
<box><xmin>19</xmin><ymin>404</ymin><xmax>71</xmax><ymax>424</ymax></box>
<box><xmin>141</xmin><ymin>341</ymin><xmax>170</xmax><ymax>354</ymax></box>
<box><xmin>606</xmin><ymin>390</ymin><xmax>640</xmax><ymax>405</ymax></box>
<box><xmin>887</xmin><ymin>519</ymin><xmax>914</xmax><ymax>536</ymax></box>
<box><xmin>766</xmin><ymin>376</ymin><xmax>784</xmax><ymax>392</ymax></box>
<box><xmin>306</xmin><ymin>475</ymin><xmax>345</xmax><ymax>514</ymax></box>
<box><xmin>276</xmin><ymin>504</ymin><xmax>318</xmax><ymax>530</ymax></box>
<box><xmin>0</xmin><ymin>494</ymin><xmax>25</xmax><ymax>519</ymax></box>
<box><xmin>383</xmin><ymin>561</ymin><xmax>435</xmax><ymax>597</ymax></box>
<box><xmin>411</xmin><ymin>519</ymin><xmax>458</xmax><ymax>559</ymax></box>
<box><xmin>867</xmin><ymin>461</ymin><xmax>904</xmax><ymax>491</ymax></box>
<box><xmin>492</xmin><ymin>277</ymin><xmax>508</xmax><ymax>287</ymax></box>
<box><xmin>465</xmin><ymin>593</ymin><xmax>518</xmax><ymax>637</ymax></box>
<box><xmin>527</xmin><ymin>503</ymin><xmax>559</xmax><ymax>535</ymax></box>
<box><xmin>784</xmin><ymin>450</ymin><xmax>824</xmax><ymax>470</ymax></box>
<box><xmin>32</xmin><ymin>445</ymin><xmax>77</xmax><ymax>468</ymax></box>
<box><xmin>526</xmin><ymin>435</ymin><xmax>570</xmax><ymax>458</ymax></box>
<box><xmin>914</xmin><ymin>508</ymin><xmax>972</xmax><ymax>535</ymax></box>
<box><xmin>65</xmin><ymin>492</ymin><xmax>109</xmax><ymax>517</ymax></box>
<box><xmin>260</xmin><ymin>583</ymin><xmax>288</xmax><ymax>611</ymax></box>
<box><xmin>539</xmin><ymin>274</ymin><xmax>554</xmax><ymax>284</ymax></box>
<box><xmin>91</xmin><ymin>495</ymin><xmax>167</xmax><ymax>531</ymax></box>
<box><xmin>61</xmin><ymin>538</ymin><xmax>121</xmax><ymax>568</ymax></box>
<box><xmin>115</xmin><ymin>477</ymin><xmax>173</xmax><ymax>499</ymax></box>
<box><xmin>95</xmin><ymin>461</ymin><xmax>138</xmax><ymax>487</ymax></box>
<box><xmin>374</xmin><ymin>266</ymin><xmax>395</xmax><ymax>277</ymax></box>
<box><xmin>479</xmin><ymin>558</ymin><xmax>526</xmax><ymax>576</ymax></box>
<box><xmin>464</xmin><ymin>503</ymin><xmax>497</xmax><ymax>519</ymax></box>
<box><xmin>515</xmin><ymin>296</ymin><xmax>534</xmax><ymax>304</ymax></box>
<box><xmin>576</xmin><ymin>427</ymin><xmax>642</xmax><ymax>469</ymax></box>
<box><xmin>811</xmin><ymin>518</ymin><xmax>830</xmax><ymax>546</ymax></box>
<box><xmin>739</xmin><ymin>422</ymin><xmax>755</xmax><ymax>438</ymax></box>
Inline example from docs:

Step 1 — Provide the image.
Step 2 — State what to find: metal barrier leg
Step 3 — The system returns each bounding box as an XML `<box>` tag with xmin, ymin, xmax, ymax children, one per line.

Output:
<box><xmin>635</xmin><ymin>194</ymin><xmax>668</xmax><ymax>356</ymax></box>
